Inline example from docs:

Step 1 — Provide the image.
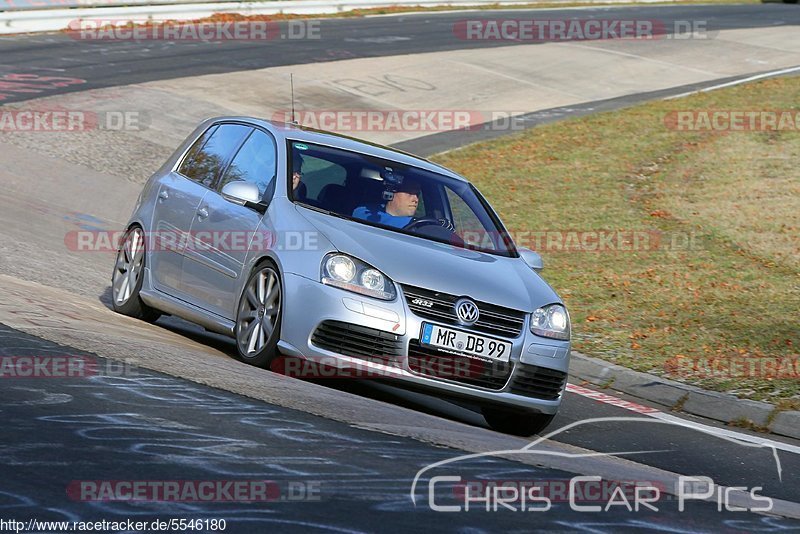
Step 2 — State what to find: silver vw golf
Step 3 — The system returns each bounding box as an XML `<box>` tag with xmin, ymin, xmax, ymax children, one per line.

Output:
<box><xmin>112</xmin><ymin>117</ymin><xmax>571</xmax><ymax>436</ymax></box>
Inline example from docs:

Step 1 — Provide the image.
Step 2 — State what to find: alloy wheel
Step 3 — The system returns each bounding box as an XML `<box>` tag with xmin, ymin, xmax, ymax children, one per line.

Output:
<box><xmin>237</xmin><ymin>267</ymin><xmax>281</xmax><ymax>357</ymax></box>
<box><xmin>113</xmin><ymin>227</ymin><xmax>145</xmax><ymax>306</ymax></box>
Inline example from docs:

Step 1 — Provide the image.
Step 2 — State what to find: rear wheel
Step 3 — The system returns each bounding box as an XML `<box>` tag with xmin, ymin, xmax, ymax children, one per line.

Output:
<box><xmin>111</xmin><ymin>226</ymin><xmax>160</xmax><ymax>322</ymax></box>
<box><xmin>235</xmin><ymin>263</ymin><xmax>282</xmax><ymax>368</ymax></box>
<box><xmin>482</xmin><ymin>407</ymin><xmax>555</xmax><ymax>436</ymax></box>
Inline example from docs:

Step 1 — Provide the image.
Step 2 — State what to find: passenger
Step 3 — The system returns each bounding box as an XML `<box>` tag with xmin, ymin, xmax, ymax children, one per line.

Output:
<box><xmin>292</xmin><ymin>155</ymin><xmax>303</xmax><ymax>192</ymax></box>
<box><xmin>292</xmin><ymin>154</ymin><xmax>308</xmax><ymax>201</ymax></box>
<box><xmin>292</xmin><ymin>170</ymin><xmax>302</xmax><ymax>191</ymax></box>
<box><xmin>352</xmin><ymin>179</ymin><xmax>421</xmax><ymax>228</ymax></box>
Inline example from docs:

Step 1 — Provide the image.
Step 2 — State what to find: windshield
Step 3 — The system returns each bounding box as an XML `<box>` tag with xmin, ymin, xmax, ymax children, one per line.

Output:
<box><xmin>288</xmin><ymin>141</ymin><xmax>516</xmax><ymax>257</ymax></box>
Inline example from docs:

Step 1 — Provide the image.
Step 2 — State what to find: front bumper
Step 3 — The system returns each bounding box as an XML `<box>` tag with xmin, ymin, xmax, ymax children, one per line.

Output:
<box><xmin>279</xmin><ymin>273</ymin><xmax>570</xmax><ymax>415</ymax></box>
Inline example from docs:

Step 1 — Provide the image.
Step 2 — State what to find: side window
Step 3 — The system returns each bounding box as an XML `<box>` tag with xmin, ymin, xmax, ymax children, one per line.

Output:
<box><xmin>219</xmin><ymin>130</ymin><xmax>277</xmax><ymax>200</ymax></box>
<box><xmin>446</xmin><ymin>187</ymin><xmax>497</xmax><ymax>250</ymax></box>
<box><xmin>178</xmin><ymin>124</ymin><xmax>251</xmax><ymax>187</ymax></box>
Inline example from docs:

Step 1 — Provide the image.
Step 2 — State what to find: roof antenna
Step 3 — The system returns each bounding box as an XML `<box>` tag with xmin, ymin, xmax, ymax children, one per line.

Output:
<box><xmin>290</xmin><ymin>73</ymin><xmax>298</xmax><ymax>125</ymax></box>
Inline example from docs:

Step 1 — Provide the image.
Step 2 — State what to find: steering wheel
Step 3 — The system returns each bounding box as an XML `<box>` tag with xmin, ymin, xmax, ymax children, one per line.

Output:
<box><xmin>404</xmin><ymin>217</ymin><xmax>455</xmax><ymax>232</ymax></box>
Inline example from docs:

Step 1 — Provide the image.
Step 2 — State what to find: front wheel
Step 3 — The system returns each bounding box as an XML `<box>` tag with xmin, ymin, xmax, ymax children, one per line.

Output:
<box><xmin>111</xmin><ymin>226</ymin><xmax>160</xmax><ymax>322</ymax></box>
<box><xmin>235</xmin><ymin>263</ymin><xmax>282</xmax><ymax>368</ymax></box>
<box><xmin>482</xmin><ymin>407</ymin><xmax>555</xmax><ymax>436</ymax></box>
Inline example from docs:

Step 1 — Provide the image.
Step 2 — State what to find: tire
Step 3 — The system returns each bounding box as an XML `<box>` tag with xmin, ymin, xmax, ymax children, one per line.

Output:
<box><xmin>235</xmin><ymin>262</ymin><xmax>283</xmax><ymax>368</ymax></box>
<box><xmin>111</xmin><ymin>226</ymin><xmax>161</xmax><ymax>322</ymax></box>
<box><xmin>482</xmin><ymin>407</ymin><xmax>555</xmax><ymax>437</ymax></box>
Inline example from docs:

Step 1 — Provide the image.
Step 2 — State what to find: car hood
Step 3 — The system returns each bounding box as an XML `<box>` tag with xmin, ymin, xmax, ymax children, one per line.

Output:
<box><xmin>297</xmin><ymin>206</ymin><xmax>561</xmax><ymax>312</ymax></box>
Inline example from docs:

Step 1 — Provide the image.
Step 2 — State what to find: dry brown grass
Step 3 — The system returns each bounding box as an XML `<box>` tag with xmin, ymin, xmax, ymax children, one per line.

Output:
<box><xmin>434</xmin><ymin>76</ymin><xmax>800</xmax><ymax>403</ymax></box>
<box><xmin>660</xmin><ymin>134</ymin><xmax>800</xmax><ymax>271</ymax></box>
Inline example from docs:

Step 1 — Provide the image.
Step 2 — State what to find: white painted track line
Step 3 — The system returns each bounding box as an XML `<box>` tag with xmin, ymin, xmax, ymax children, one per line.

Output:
<box><xmin>665</xmin><ymin>65</ymin><xmax>800</xmax><ymax>100</ymax></box>
<box><xmin>567</xmin><ymin>384</ymin><xmax>800</xmax><ymax>456</ymax></box>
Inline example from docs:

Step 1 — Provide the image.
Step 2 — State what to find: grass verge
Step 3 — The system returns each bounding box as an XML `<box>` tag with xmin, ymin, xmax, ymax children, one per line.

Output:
<box><xmin>433</xmin><ymin>76</ymin><xmax>800</xmax><ymax>404</ymax></box>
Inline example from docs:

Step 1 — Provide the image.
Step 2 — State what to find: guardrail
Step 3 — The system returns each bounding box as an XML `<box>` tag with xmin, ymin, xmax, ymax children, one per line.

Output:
<box><xmin>0</xmin><ymin>0</ymin><xmax>241</xmax><ymax>12</ymax></box>
<box><xmin>0</xmin><ymin>0</ymin><xmax>570</xmax><ymax>11</ymax></box>
<box><xmin>0</xmin><ymin>0</ymin><xmax>679</xmax><ymax>35</ymax></box>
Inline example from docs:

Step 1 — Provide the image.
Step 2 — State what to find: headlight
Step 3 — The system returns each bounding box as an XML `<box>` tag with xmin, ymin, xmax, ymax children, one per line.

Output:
<box><xmin>327</xmin><ymin>255</ymin><xmax>356</xmax><ymax>282</ymax></box>
<box><xmin>321</xmin><ymin>253</ymin><xmax>396</xmax><ymax>300</ymax></box>
<box><xmin>360</xmin><ymin>269</ymin><xmax>385</xmax><ymax>291</ymax></box>
<box><xmin>530</xmin><ymin>304</ymin><xmax>570</xmax><ymax>340</ymax></box>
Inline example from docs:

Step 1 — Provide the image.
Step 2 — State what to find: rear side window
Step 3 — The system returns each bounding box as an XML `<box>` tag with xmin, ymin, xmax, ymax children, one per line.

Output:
<box><xmin>219</xmin><ymin>129</ymin><xmax>277</xmax><ymax>201</ymax></box>
<box><xmin>178</xmin><ymin>125</ymin><xmax>217</xmax><ymax>179</ymax></box>
<box><xmin>179</xmin><ymin>124</ymin><xmax>252</xmax><ymax>187</ymax></box>
<box><xmin>298</xmin><ymin>155</ymin><xmax>347</xmax><ymax>201</ymax></box>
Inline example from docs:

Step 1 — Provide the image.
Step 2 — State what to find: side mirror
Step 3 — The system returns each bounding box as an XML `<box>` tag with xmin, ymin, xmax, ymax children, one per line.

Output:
<box><xmin>221</xmin><ymin>181</ymin><xmax>261</xmax><ymax>204</ymax></box>
<box><xmin>518</xmin><ymin>247</ymin><xmax>544</xmax><ymax>272</ymax></box>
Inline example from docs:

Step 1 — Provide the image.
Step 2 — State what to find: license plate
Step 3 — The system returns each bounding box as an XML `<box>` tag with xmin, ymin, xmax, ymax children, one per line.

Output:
<box><xmin>420</xmin><ymin>323</ymin><xmax>511</xmax><ymax>362</ymax></box>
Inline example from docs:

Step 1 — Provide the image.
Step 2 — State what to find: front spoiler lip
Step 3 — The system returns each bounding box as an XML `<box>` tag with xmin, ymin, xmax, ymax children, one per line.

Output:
<box><xmin>276</xmin><ymin>340</ymin><xmax>563</xmax><ymax>414</ymax></box>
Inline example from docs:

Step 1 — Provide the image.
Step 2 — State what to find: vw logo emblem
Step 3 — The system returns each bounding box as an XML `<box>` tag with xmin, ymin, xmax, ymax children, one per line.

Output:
<box><xmin>454</xmin><ymin>298</ymin><xmax>479</xmax><ymax>325</ymax></box>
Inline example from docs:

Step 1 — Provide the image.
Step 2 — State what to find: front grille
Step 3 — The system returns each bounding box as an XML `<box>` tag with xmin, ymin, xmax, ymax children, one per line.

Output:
<box><xmin>402</xmin><ymin>284</ymin><xmax>526</xmax><ymax>338</ymax></box>
<box><xmin>407</xmin><ymin>340</ymin><xmax>513</xmax><ymax>390</ymax></box>
<box><xmin>508</xmin><ymin>364</ymin><xmax>567</xmax><ymax>400</ymax></box>
<box><xmin>311</xmin><ymin>321</ymin><xmax>403</xmax><ymax>363</ymax></box>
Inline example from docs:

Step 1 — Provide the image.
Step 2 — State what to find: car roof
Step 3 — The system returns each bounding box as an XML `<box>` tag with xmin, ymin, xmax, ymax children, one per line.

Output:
<box><xmin>205</xmin><ymin>116</ymin><xmax>468</xmax><ymax>182</ymax></box>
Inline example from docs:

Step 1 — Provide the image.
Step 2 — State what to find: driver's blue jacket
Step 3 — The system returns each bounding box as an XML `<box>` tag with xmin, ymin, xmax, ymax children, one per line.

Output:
<box><xmin>351</xmin><ymin>205</ymin><xmax>412</xmax><ymax>229</ymax></box>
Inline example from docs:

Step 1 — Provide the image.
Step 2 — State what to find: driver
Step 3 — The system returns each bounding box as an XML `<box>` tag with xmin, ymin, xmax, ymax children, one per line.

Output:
<box><xmin>352</xmin><ymin>178</ymin><xmax>421</xmax><ymax>228</ymax></box>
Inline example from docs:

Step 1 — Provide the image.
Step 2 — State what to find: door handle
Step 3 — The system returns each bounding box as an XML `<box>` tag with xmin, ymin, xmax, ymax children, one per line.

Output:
<box><xmin>158</xmin><ymin>190</ymin><xmax>169</xmax><ymax>202</ymax></box>
<box><xmin>197</xmin><ymin>207</ymin><xmax>209</xmax><ymax>219</ymax></box>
